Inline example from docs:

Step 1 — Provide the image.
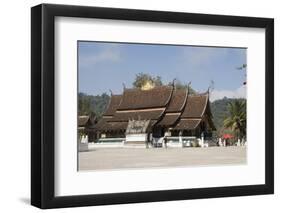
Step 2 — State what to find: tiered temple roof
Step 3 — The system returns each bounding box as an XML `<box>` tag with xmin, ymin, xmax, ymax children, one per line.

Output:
<box><xmin>118</xmin><ymin>86</ymin><xmax>173</xmax><ymax>110</ymax></box>
<box><xmin>156</xmin><ymin>89</ymin><xmax>188</xmax><ymax>127</ymax></box>
<box><xmin>174</xmin><ymin>94</ymin><xmax>209</xmax><ymax>130</ymax></box>
<box><xmin>94</xmin><ymin>85</ymin><xmax>215</xmax><ymax>132</ymax></box>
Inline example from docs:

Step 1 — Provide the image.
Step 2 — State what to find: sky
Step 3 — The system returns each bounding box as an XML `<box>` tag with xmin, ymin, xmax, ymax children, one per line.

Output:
<box><xmin>78</xmin><ymin>41</ymin><xmax>247</xmax><ymax>101</ymax></box>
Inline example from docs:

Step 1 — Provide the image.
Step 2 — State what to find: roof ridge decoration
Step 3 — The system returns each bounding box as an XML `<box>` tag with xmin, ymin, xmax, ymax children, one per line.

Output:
<box><xmin>122</xmin><ymin>83</ymin><xmax>126</xmax><ymax>90</ymax></box>
<box><xmin>180</xmin><ymin>82</ymin><xmax>190</xmax><ymax>111</ymax></box>
<box><xmin>103</xmin><ymin>94</ymin><xmax>123</xmax><ymax>116</ymax></box>
<box><xmin>172</xmin><ymin>78</ymin><xmax>176</xmax><ymax>90</ymax></box>
<box><xmin>164</xmin><ymin>84</ymin><xmax>175</xmax><ymax>108</ymax></box>
<box><xmin>200</xmin><ymin>88</ymin><xmax>210</xmax><ymax>117</ymax></box>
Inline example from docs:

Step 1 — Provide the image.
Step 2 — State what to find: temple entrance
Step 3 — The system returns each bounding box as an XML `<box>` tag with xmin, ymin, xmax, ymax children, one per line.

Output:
<box><xmin>152</xmin><ymin>126</ymin><xmax>165</xmax><ymax>138</ymax></box>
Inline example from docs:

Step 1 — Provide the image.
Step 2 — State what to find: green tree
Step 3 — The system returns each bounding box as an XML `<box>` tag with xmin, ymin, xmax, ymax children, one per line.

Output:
<box><xmin>132</xmin><ymin>73</ymin><xmax>197</xmax><ymax>94</ymax></box>
<box><xmin>168</xmin><ymin>80</ymin><xmax>196</xmax><ymax>94</ymax></box>
<box><xmin>132</xmin><ymin>73</ymin><xmax>163</xmax><ymax>88</ymax></box>
<box><xmin>223</xmin><ymin>100</ymin><xmax>246</xmax><ymax>140</ymax></box>
<box><xmin>78</xmin><ymin>93</ymin><xmax>93</xmax><ymax>115</ymax></box>
<box><xmin>78</xmin><ymin>92</ymin><xmax>110</xmax><ymax>120</ymax></box>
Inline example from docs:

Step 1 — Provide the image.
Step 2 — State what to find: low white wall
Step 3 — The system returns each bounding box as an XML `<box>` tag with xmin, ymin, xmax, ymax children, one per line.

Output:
<box><xmin>167</xmin><ymin>142</ymin><xmax>182</xmax><ymax>148</ymax></box>
<box><xmin>88</xmin><ymin>142</ymin><xmax>124</xmax><ymax>149</ymax></box>
<box><xmin>78</xmin><ymin>143</ymin><xmax>88</xmax><ymax>152</ymax></box>
<box><xmin>126</xmin><ymin>134</ymin><xmax>147</xmax><ymax>142</ymax></box>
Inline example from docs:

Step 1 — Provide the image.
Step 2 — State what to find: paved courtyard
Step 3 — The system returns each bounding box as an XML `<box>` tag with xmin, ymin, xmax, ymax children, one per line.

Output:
<box><xmin>78</xmin><ymin>146</ymin><xmax>247</xmax><ymax>171</ymax></box>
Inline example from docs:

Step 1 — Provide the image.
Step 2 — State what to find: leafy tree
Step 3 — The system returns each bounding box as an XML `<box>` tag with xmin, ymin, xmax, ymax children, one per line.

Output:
<box><xmin>211</xmin><ymin>97</ymin><xmax>232</xmax><ymax>134</ymax></box>
<box><xmin>78</xmin><ymin>93</ymin><xmax>93</xmax><ymax>115</ymax></box>
<box><xmin>132</xmin><ymin>73</ymin><xmax>163</xmax><ymax>88</ymax></box>
<box><xmin>168</xmin><ymin>80</ymin><xmax>196</xmax><ymax>94</ymax></box>
<box><xmin>210</xmin><ymin>97</ymin><xmax>246</xmax><ymax>137</ymax></box>
<box><xmin>132</xmin><ymin>73</ymin><xmax>197</xmax><ymax>94</ymax></box>
<box><xmin>78</xmin><ymin>92</ymin><xmax>110</xmax><ymax>120</ymax></box>
<box><xmin>223</xmin><ymin>100</ymin><xmax>246</xmax><ymax>140</ymax></box>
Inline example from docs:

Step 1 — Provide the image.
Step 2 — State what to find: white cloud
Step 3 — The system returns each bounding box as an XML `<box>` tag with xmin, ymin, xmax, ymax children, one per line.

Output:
<box><xmin>210</xmin><ymin>85</ymin><xmax>246</xmax><ymax>102</ymax></box>
<box><xmin>80</xmin><ymin>44</ymin><xmax>121</xmax><ymax>66</ymax></box>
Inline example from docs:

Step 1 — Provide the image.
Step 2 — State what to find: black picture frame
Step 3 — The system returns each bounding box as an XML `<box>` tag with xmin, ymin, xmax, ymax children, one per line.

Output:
<box><xmin>31</xmin><ymin>3</ymin><xmax>274</xmax><ymax>209</ymax></box>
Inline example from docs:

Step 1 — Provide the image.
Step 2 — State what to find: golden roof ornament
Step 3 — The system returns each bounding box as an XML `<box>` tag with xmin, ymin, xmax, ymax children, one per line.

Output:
<box><xmin>141</xmin><ymin>80</ymin><xmax>155</xmax><ymax>90</ymax></box>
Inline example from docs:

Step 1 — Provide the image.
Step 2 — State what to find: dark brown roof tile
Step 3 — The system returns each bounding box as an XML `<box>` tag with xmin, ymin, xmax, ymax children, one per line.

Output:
<box><xmin>118</xmin><ymin>86</ymin><xmax>173</xmax><ymax>110</ymax></box>
<box><xmin>181</xmin><ymin>94</ymin><xmax>208</xmax><ymax>118</ymax></box>
<box><xmin>166</xmin><ymin>89</ymin><xmax>187</xmax><ymax>112</ymax></box>
<box><xmin>174</xmin><ymin>119</ymin><xmax>201</xmax><ymax>130</ymax></box>
<box><xmin>101</xmin><ymin>121</ymin><xmax>128</xmax><ymax>131</ymax></box>
<box><xmin>111</xmin><ymin>109</ymin><xmax>165</xmax><ymax>122</ymax></box>
<box><xmin>156</xmin><ymin>114</ymin><xmax>180</xmax><ymax>126</ymax></box>
<box><xmin>94</xmin><ymin>118</ymin><xmax>128</xmax><ymax>131</ymax></box>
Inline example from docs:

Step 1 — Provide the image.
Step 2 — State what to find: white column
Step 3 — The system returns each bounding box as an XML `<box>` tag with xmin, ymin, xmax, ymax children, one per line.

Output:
<box><xmin>179</xmin><ymin>131</ymin><xmax>183</xmax><ymax>147</ymax></box>
<box><xmin>237</xmin><ymin>138</ymin><xmax>241</xmax><ymax>146</ymax></box>
<box><xmin>200</xmin><ymin>132</ymin><xmax>204</xmax><ymax>147</ymax></box>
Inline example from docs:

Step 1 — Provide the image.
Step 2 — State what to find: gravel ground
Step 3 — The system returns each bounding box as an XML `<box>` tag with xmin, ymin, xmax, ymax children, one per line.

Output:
<box><xmin>78</xmin><ymin>146</ymin><xmax>247</xmax><ymax>171</ymax></box>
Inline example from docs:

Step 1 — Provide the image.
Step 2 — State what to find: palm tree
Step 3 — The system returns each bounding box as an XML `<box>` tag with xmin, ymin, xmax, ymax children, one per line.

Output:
<box><xmin>223</xmin><ymin>100</ymin><xmax>246</xmax><ymax>140</ymax></box>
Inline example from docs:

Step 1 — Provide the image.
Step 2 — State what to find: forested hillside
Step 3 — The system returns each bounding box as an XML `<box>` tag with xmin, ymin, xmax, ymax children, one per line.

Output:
<box><xmin>78</xmin><ymin>92</ymin><xmax>110</xmax><ymax>119</ymax></box>
<box><xmin>210</xmin><ymin>97</ymin><xmax>246</xmax><ymax>134</ymax></box>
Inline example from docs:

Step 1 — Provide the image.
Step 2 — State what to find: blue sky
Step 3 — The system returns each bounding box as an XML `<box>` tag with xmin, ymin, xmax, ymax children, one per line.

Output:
<box><xmin>78</xmin><ymin>41</ymin><xmax>246</xmax><ymax>101</ymax></box>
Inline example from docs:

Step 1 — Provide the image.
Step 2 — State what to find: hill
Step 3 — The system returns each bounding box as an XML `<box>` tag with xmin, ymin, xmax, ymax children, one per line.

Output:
<box><xmin>78</xmin><ymin>92</ymin><xmax>110</xmax><ymax>120</ymax></box>
<box><xmin>210</xmin><ymin>97</ymin><xmax>246</xmax><ymax>135</ymax></box>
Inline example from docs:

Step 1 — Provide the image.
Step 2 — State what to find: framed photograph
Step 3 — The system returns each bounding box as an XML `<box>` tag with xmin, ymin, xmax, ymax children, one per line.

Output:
<box><xmin>31</xmin><ymin>4</ymin><xmax>274</xmax><ymax>209</ymax></box>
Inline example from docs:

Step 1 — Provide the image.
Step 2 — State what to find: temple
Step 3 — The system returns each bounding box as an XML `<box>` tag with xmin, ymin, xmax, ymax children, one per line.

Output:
<box><xmin>93</xmin><ymin>83</ymin><xmax>216</xmax><ymax>147</ymax></box>
<box><xmin>78</xmin><ymin>113</ymin><xmax>97</xmax><ymax>142</ymax></box>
